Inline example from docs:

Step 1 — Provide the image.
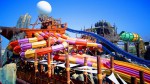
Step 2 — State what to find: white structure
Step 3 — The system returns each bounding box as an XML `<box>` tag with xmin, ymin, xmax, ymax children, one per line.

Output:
<box><xmin>37</xmin><ymin>1</ymin><xmax>52</xmax><ymax>16</ymax></box>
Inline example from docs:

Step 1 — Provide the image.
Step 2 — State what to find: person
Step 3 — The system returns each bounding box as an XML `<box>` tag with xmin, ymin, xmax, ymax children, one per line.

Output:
<box><xmin>144</xmin><ymin>46</ymin><xmax>150</xmax><ymax>60</ymax></box>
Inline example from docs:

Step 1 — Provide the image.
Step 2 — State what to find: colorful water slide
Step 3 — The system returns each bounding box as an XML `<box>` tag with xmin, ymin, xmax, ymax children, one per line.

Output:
<box><xmin>9</xmin><ymin>32</ymin><xmax>67</xmax><ymax>54</ymax></box>
<box><xmin>66</xmin><ymin>28</ymin><xmax>150</xmax><ymax>67</ymax></box>
<box><xmin>8</xmin><ymin>31</ymin><xmax>103</xmax><ymax>56</ymax></box>
<box><xmin>120</xmin><ymin>32</ymin><xmax>140</xmax><ymax>42</ymax></box>
<box><xmin>8</xmin><ymin>31</ymin><xmax>52</xmax><ymax>50</ymax></box>
<box><xmin>14</xmin><ymin>33</ymin><xmax>102</xmax><ymax>58</ymax></box>
<box><xmin>7</xmin><ymin>31</ymin><xmax>51</xmax><ymax>50</ymax></box>
<box><xmin>6</xmin><ymin>29</ymin><xmax>150</xmax><ymax>83</ymax></box>
<box><xmin>8</xmin><ymin>37</ymin><xmax>43</xmax><ymax>50</ymax></box>
<box><xmin>53</xmin><ymin>54</ymin><xmax>150</xmax><ymax>83</ymax></box>
<box><xmin>20</xmin><ymin>41</ymin><xmax>68</xmax><ymax>58</ymax></box>
<box><xmin>8</xmin><ymin>31</ymin><xmax>71</xmax><ymax>51</ymax></box>
<box><xmin>19</xmin><ymin>39</ymin><xmax>102</xmax><ymax>58</ymax></box>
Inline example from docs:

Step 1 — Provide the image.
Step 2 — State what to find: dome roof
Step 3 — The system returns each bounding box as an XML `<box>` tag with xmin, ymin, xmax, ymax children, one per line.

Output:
<box><xmin>104</xmin><ymin>22</ymin><xmax>111</xmax><ymax>27</ymax></box>
<box><xmin>98</xmin><ymin>21</ymin><xmax>103</xmax><ymax>26</ymax></box>
<box><xmin>95</xmin><ymin>20</ymin><xmax>113</xmax><ymax>28</ymax></box>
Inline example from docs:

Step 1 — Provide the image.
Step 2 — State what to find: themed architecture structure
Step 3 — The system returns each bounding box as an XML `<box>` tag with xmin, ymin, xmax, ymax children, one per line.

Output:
<box><xmin>83</xmin><ymin>20</ymin><xmax>119</xmax><ymax>42</ymax></box>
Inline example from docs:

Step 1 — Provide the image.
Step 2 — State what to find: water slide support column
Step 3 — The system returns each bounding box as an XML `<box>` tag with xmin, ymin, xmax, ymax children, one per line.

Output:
<box><xmin>40</xmin><ymin>64</ymin><xmax>44</xmax><ymax>73</ymax></box>
<box><xmin>48</xmin><ymin>37</ymin><xmax>51</xmax><ymax>77</ymax></box>
<box><xmin>139</xmin><ymin>71</ymin><xmax>144</xmax><ymax>84</ymax></box>
<box><xmin>97</xmin><ymin>56</ymin><xmax>102</xmax><ymax>84</ymax></box>
<box><xmin>50</xmin><ymin>38</ymin><xmax>54</xmax><ymax>77</ymax></box>
<box><xmin>110</xmin><ymin>57</ymin><xmax>114</xmax><ymax>84</ymax></box>
<box><xmin>52</xmin><ymin>63</ymin><xmax>56</xmax><ymax>83</ymax></box>
<box><xmin>135</xmin><ymin>42</ymin><xmax>140</xmax><ymax>57</ymax></box>
<box><xmin>124</xmin><ymin>42</ymin><xmax>129</xmax><ymax>52</ymax></box>
<box><xmin>131</xmin><ymin>76</ymin><xmax>137</xmax><ymax>84</ymax></box>
<box><xmin>51</xmin><ymin>39</ymin><xmax>56</xmax><ymax>84</ymax></box>
<box><xmin>95</xmin><ymin>48</ymin><xmax>97</xmax><ymax>56</ymax></box>
<box><xmin>84</xmin><ymin>57</ymin><xmax>88</xmax><ymax>84</ymax></box>
<box><xmin>66</xmin><ymin>52</ymin><xmax>70</xmax><ymax>84</ymax></box>
<box><xmin>34</xmin><ymin>53</ymin><xmax>38</xmax><ymax>83</ymax></box>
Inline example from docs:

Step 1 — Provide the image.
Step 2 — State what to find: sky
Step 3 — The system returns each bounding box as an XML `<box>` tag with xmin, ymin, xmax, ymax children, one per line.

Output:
<box><xmin>0</xmin><ymin>0</ymin><xmax>150</xmax><ymax>49</ymax></box>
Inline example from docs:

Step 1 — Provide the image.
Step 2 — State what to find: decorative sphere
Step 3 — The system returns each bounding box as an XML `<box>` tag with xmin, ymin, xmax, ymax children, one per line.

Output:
<box><xmin>37</xmin><ymin>1</ymin><xmax>52</xmax><ymax>15</ymax></box>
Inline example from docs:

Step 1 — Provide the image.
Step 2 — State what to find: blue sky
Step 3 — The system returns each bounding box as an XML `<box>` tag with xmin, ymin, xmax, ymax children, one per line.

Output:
<box><xmin>0</xmin><ymin>0</ymin><xmax>150</xmax><ymax>49</ymax></box>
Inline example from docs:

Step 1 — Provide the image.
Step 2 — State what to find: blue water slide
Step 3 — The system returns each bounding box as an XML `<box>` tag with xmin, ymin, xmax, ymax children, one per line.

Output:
<box><xmin>66</xmin><ymin>28</ymin><xmax>150</xmax><ymax>66</ymax></box>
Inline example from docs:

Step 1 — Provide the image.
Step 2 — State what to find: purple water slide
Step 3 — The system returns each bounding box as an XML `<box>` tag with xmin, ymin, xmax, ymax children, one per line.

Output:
<box><xmin>39</xmin><ymin>32</ymin><xmax>45</xmax><ymax>37</ymax></box>
<box><xmin>57</xmin><ymin>39</ymin><xmax>62</xmax><ymax>43</ymax></box>
<box><xmin>114</xmin><ymin>65</ymin><xmax>150</xmax><ymax>80</ymax></box>
<box><xmin>53</xmin><ymin>38</ymin><xmax>57</xmax><ymax>43</ymax></box>
<box><xmin>66</xmin><ymin>40</ymin><xmax>76</xmax><ymax>45</ymax></box>
<box><xmin>106</xmin><ymin>62</ymin><xmax>150</xmax><ymax>81</ymax></box>
<box><xmin>49</xmin><ymin>33</ymin><xmax>54</xmax><ymax>36</ymax></box>
<box><xmin>57</xmin><ymin>33</ymin><xmax>61</xmax><ymax>37</ymax></box>
<box><xmin>18</xmin><ymin>38</ymin><xmax>29</xmax><ymax>44</ymax></box>
<box><xmin>21</xmin><ymin>43</ymin><xmax>32</xmax><ymax>51</ymax></box>
<box><xmin>52</xmin><ymin>44</ymin><xmax>64</xmax><ymax>52</ymax></box>
<box><xmin>20</xmin><ymin>52</ymin><xmax>25</xmax><ymax>57</ymax></box>
<box><xmin>76</xmin><ymin>58</ymin><xmax>92</xmax><ymax>66</ymax></box>
<box><xmin>98</xmin><ymin>44</ymin><xmax>102</xmax><ymax>48</ymax></box>
<box><xmin>44</xmin><ymin>32</ymin><xmax>49</xmax><ymax>35</ymax></box>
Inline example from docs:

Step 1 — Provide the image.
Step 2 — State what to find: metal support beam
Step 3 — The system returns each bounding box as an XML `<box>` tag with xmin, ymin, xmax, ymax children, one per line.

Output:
<box><xmin>131</xmin><ymin>76</ymin><xmax>137</xmax><ymax>84</ymax></box>
<box><xmin>110</xmin><ymin>57</ymin><xmax>114</xmax><ymax>84</ymax></box>
<box><xmin>66</xmin><ymin>54</ymin><xmax>70</xmax><ymax>84</ymax></box>
<box><xmin>48</xmin><ymin>37</ymin><xmax>51</xmax><ymax>77</ymax></box>
<box><xmin>97</xmin><ymin>56</ymin><xmax>102</xmax><ymax>84</ymax></box>
<box><xmin>135</xmin><ymin>42</ymin><xmax>140</xmax><ymax>57</ymax></box>
<box><xmin>34</xmin><ymin>53</ymin><xmax>38</xmax><ymax>84</ymax></box>
<box><xmin>84</xmin><ymin>57</ymin><xmax>88</xmax><ymax>84</ymax></box>
<box><xmin>124</xmin><ymin>42</ymin><xmax>129</xmax><ymax>52</ymax></box>
<box><xmin>139</xmin><ymin>71</ymin><xmax>144</xmax><ymax>84</ymax></box>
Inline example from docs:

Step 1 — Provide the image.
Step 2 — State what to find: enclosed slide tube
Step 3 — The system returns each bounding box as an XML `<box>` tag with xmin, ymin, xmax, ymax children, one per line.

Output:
<box><xmin>11</xmin><ymin>31</ymin><xmax>102</xmax><ymax>55</ymax></box>
<box><xmin>8</xmin><ymin>36</ymin><xmax>44</xmax><ymax>50</ymax></box>
<box><xmin>8</xmin><ymin>31</ymin><xmax>70</xmax><ymax>52</ymax></box>
<box><xmin>20</xmin><ymin>42</ymin><xmax>68</xmax><ymax>58</ymax></box>
<box><xmin>8</xmin><ymin>31</ymin><xmax>55</xmax><ymax>50</ymax></box>
<box><xmin>66</xmin><ymin>28</ymin><xmax>150</xmax><ymax>67</ymax></box>
<box><xmin>120</xmin><ymin>32</ymin><xmax>140</xmax><ymax>42</ymax></box>
<box><xmin>13</xmin><ymin>37</ymin><xmax>102</xmax><ymax>54</ymax></box>
<box><xmin>8</xmin><ymin>31</ymin><xmax>50</xmax><ymax>50</ymax></box>
<box><xmin>13</xmin><ymin>39</ymin><xmax>57</xmax><ymax>54</ymax></box>
<box><xmin>19</xmin><ymin>39</ymin><xmax>102</xmax><ymax>58</ymax></box>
